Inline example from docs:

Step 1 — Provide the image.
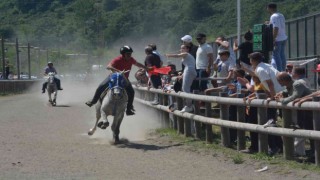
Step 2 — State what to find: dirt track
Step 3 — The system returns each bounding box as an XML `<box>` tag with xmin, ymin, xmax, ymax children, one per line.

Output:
<box><xmin>0</xmin><ymin>82</ymin><xmax>319</xmax><ymax>180</ymax></box>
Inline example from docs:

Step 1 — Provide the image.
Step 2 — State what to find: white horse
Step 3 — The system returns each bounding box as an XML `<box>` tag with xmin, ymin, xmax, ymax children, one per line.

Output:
<box><xmin>46</xmin><ymin>72</ymin><xmax>58</xmax><ymax>106</ymax></box>
<box><xmin>88</xmin><ymin>72</ymin><xmax>128</xmax><ymax>144</ymax></box>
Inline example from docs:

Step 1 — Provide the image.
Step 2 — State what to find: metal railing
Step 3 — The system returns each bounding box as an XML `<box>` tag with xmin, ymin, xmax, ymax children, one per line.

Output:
<box><xmin>134</xmin><ymin>86</ymin><xmax>320</xmax><ymax>166</ymax></box>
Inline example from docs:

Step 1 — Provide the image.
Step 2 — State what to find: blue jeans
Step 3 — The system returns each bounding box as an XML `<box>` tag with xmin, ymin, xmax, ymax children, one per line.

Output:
<box><xmin>196</xmin><ymin>69</ymin><xmax>209</xmax><ymax>91</ymax></box>
<box><xmin>272</xmin><ymin>40</ymin><xmax>286</xmax><ymax>72</ymax></box>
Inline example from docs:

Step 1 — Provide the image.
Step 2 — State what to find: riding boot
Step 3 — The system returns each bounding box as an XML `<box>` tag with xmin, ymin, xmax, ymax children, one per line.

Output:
<box><xmin>55</xmin><ymin>78</ymin><xmax>63</xmax><ymax>90</ymax></box>
<box><xmin>42</xmin><ymin>82</ymin><xmax>47</xmax><ymax>93</ymax></box>
<box><xmin>86</xmin><ymin>78</ymin><xmax>110</xmax><ymax>107</ymax></box>
<box><xmin>125</xmin><ymin>82</ymin><xmax>135</xmax><ymax>111</ymax></box>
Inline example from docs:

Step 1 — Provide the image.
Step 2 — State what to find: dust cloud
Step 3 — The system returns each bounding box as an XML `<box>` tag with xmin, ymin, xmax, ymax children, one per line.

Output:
<box><xmin>27</xmin><ymin>76</ymin><xmax>163</xmax><ymax>143</ymax></box>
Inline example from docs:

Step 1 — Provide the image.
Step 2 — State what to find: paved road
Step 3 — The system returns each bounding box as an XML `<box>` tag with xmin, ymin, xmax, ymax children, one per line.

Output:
<box><xmin>0</xmin><ymin>82</ymin><xmax>318</xmax><ymax>180</ymax></box>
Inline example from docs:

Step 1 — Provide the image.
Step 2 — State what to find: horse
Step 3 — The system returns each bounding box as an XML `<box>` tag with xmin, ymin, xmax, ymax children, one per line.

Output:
<box><xmin>46</xmin><ymin>72</ymin><xmax>58</xmax><ymax>106</ymax></box>
<box><xmin>88</xmin><ymin>71</ymin><xmax>128</xmax><ymax>144</ymax></box>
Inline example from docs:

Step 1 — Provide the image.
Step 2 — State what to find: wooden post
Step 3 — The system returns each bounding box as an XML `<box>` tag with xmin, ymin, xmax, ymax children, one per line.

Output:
<box><xmin>193</xmin><ymin>90</ymin><xmax>202</xmax><ymax>139</ymax></box>
<box><xmin>27</xmin><ymin>43</ymin><xmax>31</xmax><ymax>79</ymax></box>
<box><xmin>184</xmin><ymin>100</ymin><xmax>192</xmax><ymax>137</ymax></box>
<box><xmin>176</xmin><ymin>97</ymin><xmax>184</xmax><ymax>134</ymax></box>
<box><xmin>220</xmin><ymin>92</ymin><xmax>230</xmax><ymax>147</ymax></box>
<box><xmin>313</xmin><ymin>97</ymin><xmax>320</xmax><ymax>166</ymax></box>
<box><xmin>257</xmin><ymin>93</ymin><xmax>268</xmax><ymax>154</ymax></box>
<box><xmin>282</xmin><ymin>108</ymin><xmax>294</xmax><ymax>160</ymax></box>
<box><xmin>237</xmin><ymin>93</ymin><xmax>246</xmax><ymax>150</ymax></box>
<box><xmin>172</xmin><ymin>96</ymin><xmax>178</xmax><ymax>130</ymax></box>
<box><xmin>15</xmin><ymin>38</ymin><xmax>20</xmax><ymax>80</ymax></box>
<box><xmin>163</xmin><ymin>94</ymin><xmax>170</xmax><ymax>128</ymax></box>
<box><xmin>205</xmin><ymin>101</ymin><xmax>213</xmax><ymax>143</ymax></box>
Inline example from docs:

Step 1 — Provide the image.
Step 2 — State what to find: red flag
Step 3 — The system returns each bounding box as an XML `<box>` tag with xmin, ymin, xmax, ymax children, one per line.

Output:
<box><xmin>148</xmin><ymin>66</ymin><xmax>172</xmax><ymax>75</ymax></box>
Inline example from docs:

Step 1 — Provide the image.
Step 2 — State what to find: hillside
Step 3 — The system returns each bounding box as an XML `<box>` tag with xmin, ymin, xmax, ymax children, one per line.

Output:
<box><xmin>0</xmin><ymin>0</ymin><xmax>320</xmax><ymax>57</ymax></box>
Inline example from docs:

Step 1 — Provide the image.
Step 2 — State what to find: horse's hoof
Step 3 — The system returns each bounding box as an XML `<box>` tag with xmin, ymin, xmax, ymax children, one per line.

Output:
<box><xmin>88</xmin><ymin>131</ymin><xmax>93</xmax><ymax>136</ymax></box>
<box><xmin>97</xmin><ymin>121</ymin><xmax>103</xmax><ymax>129</ymax></box>
<box><xmin>101</xmin><ymin>121</ymin><xmax>109</xmax><ymax>129</ymax></box>
<box><xmin>113</xmin><ymin>134</ymin><xmax>120</xmax><ymax>144</ymax></box>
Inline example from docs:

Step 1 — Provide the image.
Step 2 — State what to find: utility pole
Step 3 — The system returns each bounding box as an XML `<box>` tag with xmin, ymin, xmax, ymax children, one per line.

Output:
<box><xmin>15</xmin><ymin>38</ymin><xmax>20</xmax><ymax>80</ymax></box>
<box><xmin>1</xmin><ymin>37</ymin><xmax>5</xmax><ymax>79</ymax></box>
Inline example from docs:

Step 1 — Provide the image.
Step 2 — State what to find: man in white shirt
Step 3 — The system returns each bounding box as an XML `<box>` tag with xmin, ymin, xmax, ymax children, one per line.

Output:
<box><xmin>249</xmin><ymin>52</ymin><xmax>284</xmax><ymax>155</ymax></box>
<box><xmin>195</xmin><ymin>33</ymin><xmax>214</xmax><ymax>91</ymax></box>
<box><xmin>267</xmin><ymin>3</ymin><xmax>287</xmax><ymax>72</ymax></box>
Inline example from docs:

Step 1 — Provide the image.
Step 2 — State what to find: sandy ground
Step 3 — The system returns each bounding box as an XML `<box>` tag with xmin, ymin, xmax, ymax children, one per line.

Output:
<box><xmin>0</xmin><ymin>80</ymin><xmax>319</xmax><ymax>180</ymax></box>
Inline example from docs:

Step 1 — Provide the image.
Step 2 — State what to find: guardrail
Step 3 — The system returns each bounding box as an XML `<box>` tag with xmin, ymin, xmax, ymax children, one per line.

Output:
<box><xmin>133</xmin><ymin>86</ymin><xmax>320</xmax><ymax>166</ymax></box>
<box><xmin>0</xmin><ymin>80</ymin><xmax>40</xmax><ymax>94</ymax></box>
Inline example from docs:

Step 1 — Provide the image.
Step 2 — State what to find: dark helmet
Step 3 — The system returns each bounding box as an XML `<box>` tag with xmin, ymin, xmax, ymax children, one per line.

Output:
<box><xmin>120</xmin><ymin>46</ymin><xmax>133</xmax><ymax>55</ymax></box>
<box><xmin>48</xmin><ymin>62</ymin><xmax>53</xmax><ymax>65</ymax></box>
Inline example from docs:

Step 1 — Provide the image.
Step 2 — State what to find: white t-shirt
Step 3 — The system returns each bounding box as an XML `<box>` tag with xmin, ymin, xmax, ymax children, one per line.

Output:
<box><xmin>270</xmin><ymin>12</ymin><xmax>287</xmax><ymax>41</ymax></box>
<box><xmin>255</xmin><ymin>62</ymin><xmax>284</xmax><ymax>93</ymax></box>
<box><xmin>196</xmin><ymin>43</ymin><xmax>213</xmax><ymax>69</ymax></box>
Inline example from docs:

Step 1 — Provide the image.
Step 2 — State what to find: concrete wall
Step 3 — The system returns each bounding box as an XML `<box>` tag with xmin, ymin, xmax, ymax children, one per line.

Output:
<box><xmin>0</xmin><ymin>80</ymin><xmax>40</xmax><ymax>94</ymax></box>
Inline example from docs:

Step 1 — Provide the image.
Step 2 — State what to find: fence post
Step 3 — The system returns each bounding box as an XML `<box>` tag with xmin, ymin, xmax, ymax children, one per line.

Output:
<box><xmin>237</xmin><ymin>93</ymin><xmax>246</xmax><ymax>151</ymax></box>
<box><xmin>282</xmin><ymin>108</ymin><xmax>294</xmax><ymax>160</ymax></box>
<box><xmin>177</xmin><ymin>97</ymin><xmax>184</xmax><ymax>134</ymax></box>
<box><xmin>184</xmin><ymin>98</ymin><xmax>192</xmax><ymax>137</ymax></box>
<box><xmin>313</xmin><ymin>97</ymin><xmax>320</xmax><ymax>166</ymax></box>
<box><xmin>162</xmin><ymin>94</ymin><xmax>170</xmax><ymax>128</ymax></box>
<box><xmin>220</xmin><ymin>92</ymin><xmax>230</xmax><ymax>147</ymax></box>
<box><xmin>171</xmin><ymin>96</ymin><xmax>178</xmax><ymax>130</ymax></box>
<box><xmin>205</xmin><ymin>100</ymin><xmax>213</xmax><ymax>144</ymax></box>
<box><xmin>193</xmin><ymin>90</ymin><xmax>202</xmax><ymax>139</ymax></box>
<box><xmin>257</xmin><ymin>93</ymin><xmax>268</xmax><ymax>154</ymax></box>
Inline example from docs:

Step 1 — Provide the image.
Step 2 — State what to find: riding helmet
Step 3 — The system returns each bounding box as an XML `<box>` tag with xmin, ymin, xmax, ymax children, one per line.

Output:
<box><xmin>120</xmin><ymin>46</ymin><xmax>133</xmax><ymax>55</ymax></box>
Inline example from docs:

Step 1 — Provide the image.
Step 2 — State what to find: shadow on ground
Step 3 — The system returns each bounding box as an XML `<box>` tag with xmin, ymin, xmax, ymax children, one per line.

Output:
<box><xmin>115</xmin><ymin>138</ymin><xmax>183</xmax><ymax>151</ymax></box>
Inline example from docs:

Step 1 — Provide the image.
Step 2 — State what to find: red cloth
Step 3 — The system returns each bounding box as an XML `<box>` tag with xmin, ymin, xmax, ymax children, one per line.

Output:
<box><xmin>148</xmin><ymin>66</ymin><xmax>172</xmax><ymax>75</ymax></box>
<box><xmin>108</xmin><ymin>55</ymin><xmax>137</xmax><ymax>78</ymax></box>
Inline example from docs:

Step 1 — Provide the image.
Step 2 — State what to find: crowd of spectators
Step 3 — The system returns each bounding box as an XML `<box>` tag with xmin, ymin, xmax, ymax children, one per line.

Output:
<box><xmin>133</xmin><ymin>2</ymin><xmax>319</xmax><ymax>159</ymax></box>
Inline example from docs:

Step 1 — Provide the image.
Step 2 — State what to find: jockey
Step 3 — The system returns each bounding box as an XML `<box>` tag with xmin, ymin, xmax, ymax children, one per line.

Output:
<box><xmin>42</xmin><ymin>62</ymin><xmax>63</xmax><ymax>93</ymax></box>
<box><xmin>85</xmin><ymin>45</ymin><xmax>149</xmax><ymax>116</ymax></box>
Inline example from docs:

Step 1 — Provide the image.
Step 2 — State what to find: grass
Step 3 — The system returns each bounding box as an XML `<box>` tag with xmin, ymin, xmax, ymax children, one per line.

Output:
<box><xmin>154</xmin><ymin>127</ymin><xmax>320</xmax><ymax>173</ymax></box>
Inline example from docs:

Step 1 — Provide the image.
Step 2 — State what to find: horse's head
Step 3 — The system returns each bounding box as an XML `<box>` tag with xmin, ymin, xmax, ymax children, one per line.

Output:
<box><xmin>108</xmin><ymin>72</ymin><xmax>127</xmax><ymax>99</ymax></box>
<box><xmin>47</xmin><ymin>72</ymin><xmax>55</xmax><ymax>84</ymax></box>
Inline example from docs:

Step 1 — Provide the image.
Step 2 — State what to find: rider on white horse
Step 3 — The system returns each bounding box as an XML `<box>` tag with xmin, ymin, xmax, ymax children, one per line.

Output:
<box><xmin>42</xmin><ymin>62</ymin><xmax>63</xmax><ymax>93</ymax></box>
<box><xmin>85</xmin><ymin>46</ymin><xmax>149</xmax><ymax>116</ymax></box>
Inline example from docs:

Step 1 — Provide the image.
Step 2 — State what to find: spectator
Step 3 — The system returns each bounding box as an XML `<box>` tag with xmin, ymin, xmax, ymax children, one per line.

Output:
<box><xmin>195</xmin><ymin>33</ymin><xmax>214</xmax><ymax>92</ymax></box>
<box><xmin>166</xmin><ymin>44</ymin><xmax>197</xmax><ymax>112</ymax></box>
<box><xmin>213</xmin><ymin>50</ymin><xmax>235</xmax><ymax>86</ymax></box>
<box><xmin>181</xmin><ymin>35</ymin><xmax>198</xmax><ymax>59</ymax></box>
<box><xmin>285</xmin><ymin>64</ymin><xmax>293</xmax><ymax>75</ymax></box>
<box><xmin>5</xmin><ymin>60</ymin><xmax>10</xmax><ymax>79</ymax></box>
<box><xmin>249</xmin><ymin>52</ymin><xmax>284</xmax><ymax>155</ymax></box>
<box><xmin>233</xmin><ymin>30</ymin><xmax>253</xmax><ymax>68</ymax></box>
<box><xmin>267</xmin><ymin>3</ymin><xmax>288</xmax><ymax>72</ymax></box>
<box><xmin>275</xmin><ymin>72</ymin><xmax>313</xmax><ymax>156</ymax></box>
<box><xmin>292</xmin><ymin>66</ymin><xmax>310</xmax><ymax>88</ymax></box>
<box><xmin>149</xmin><ymin>43</ymin><xmax>164</xmax><ymax>66</ymax></box>
<box><xmin>215</xmin><ymin>36</ymin><xmax>236</xmax><ymax>65</ymax></box>
<box><xmin>145</xmin><ymin>46</ymin><xmax>162</xmax><ymax>105</ymax></box>
<box><xmin>240</xmin><ymin>75</ymin><xmax>266</xmax><ymax>153</ymax></box>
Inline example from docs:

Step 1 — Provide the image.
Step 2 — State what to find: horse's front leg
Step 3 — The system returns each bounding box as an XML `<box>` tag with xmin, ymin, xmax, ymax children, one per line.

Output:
<box><xmin>111</xmin><ymin>112</ymin><xmax>124</xmax><ymax>144</ymax></box>
<box><xmin>53</xmin><ymin>89</ymin><xmax>57</xmax><ymax>104</ymax></box>
<box><xmin>99</xmin><ymin>107</ymin><xmax>109</xmax><ymax>129</ymax></box>
<box><xmin>88</xmin><ymin>104</ymin><xmax>101</xmax><ymax>136</ymax></box>
<box><xmin>47</xmin><ymin>90</ymin><xmax>52</xmax><ymax>103</ymax></box>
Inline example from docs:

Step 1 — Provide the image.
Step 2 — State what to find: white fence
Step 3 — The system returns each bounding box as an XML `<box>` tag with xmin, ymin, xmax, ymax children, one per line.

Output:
<box><xmin>133</xmin><ymin>86</ymin><xmax>320</xmax><ymax>166</ymax></box>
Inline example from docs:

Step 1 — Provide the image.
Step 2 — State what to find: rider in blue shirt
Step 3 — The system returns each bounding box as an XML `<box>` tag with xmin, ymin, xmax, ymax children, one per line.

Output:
<box><xmin>42</xmin><ymin>62</ymin><xmax>63</xmax><ymax>93</ymax></box>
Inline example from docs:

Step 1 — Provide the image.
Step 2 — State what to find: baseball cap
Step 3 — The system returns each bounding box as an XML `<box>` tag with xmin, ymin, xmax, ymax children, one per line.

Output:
<box><xmin>181</xmin><ymin>35</ymin><xmax>192</xmax><ymax>43</ymax></box>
